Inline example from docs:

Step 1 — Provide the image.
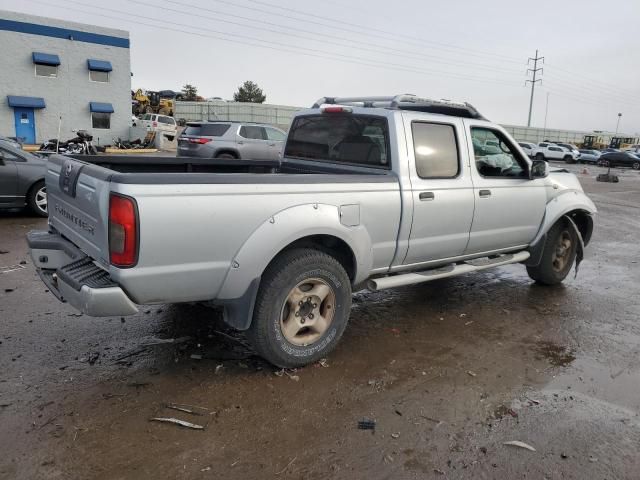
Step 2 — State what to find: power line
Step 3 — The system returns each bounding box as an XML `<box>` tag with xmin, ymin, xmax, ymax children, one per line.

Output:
<box><xmin>197</xmin><ymin>0</ymin><xmax>524</xmax><ymax>65</ymax></box>
<box><xmin>544</xmin><ymin>71</ymin><xmax>640</xmax><ymax>105</ymax></box>
<box><xmin>140</xmin><ymin>0</ymin><xmax>523</xmax><ymax>76</ymax></box>
<box><xmin>543</xmin><ymin>74</ymin><xmax>640</xmax><ymax>107</ymax></box>
<box><xmin>545</xmin><ymin>62</ymin><xmax>640</xmax><ymax>100</ymax></box>
<box><xmin>526</xmin><ymin>50</ymin><xmax>543</xmax><ymax>127</ymax></box>
<box><xmin>30</xmin><ymin>0</ymin><xmax>524</xmax><ymax>89</ymax></box>
<box><xmin>244</xmin><ymin>0</ymin><xmax>524</xmax><ymax>63</ymax></box>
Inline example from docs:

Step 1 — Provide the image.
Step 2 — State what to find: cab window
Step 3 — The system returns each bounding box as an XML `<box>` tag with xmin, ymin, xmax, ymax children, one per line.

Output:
<box><xmin>471</xmin><ymin>128</ymin><xmax>528</xmax><ymax>178</ymax></box>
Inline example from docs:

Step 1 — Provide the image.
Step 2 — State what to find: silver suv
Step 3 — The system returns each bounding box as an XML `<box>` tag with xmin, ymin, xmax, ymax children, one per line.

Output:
<box><xmin>177</xmin><ymin>122</ymin><xmax>286</xmax><ymax>160</ymax></box>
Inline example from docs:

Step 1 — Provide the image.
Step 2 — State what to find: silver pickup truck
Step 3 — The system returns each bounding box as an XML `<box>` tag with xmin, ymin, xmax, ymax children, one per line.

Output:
<box><xmin>28</xmin><ymin>95</ymin><xmax>596</xmax><ymax>367</ymax></box>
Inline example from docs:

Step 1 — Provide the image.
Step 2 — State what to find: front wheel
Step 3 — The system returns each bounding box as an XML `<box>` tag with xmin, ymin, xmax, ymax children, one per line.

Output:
<box><xmin>564</xmin><ymin>155</ymin><xmax>575</xmax><ymax>163</ymax></box>
<box><xmin>633</xmin><ymin>161</ymin><xmax>640</xmax><ymax>170</ymax></box>
<box><xmin>247</xmin><ymin>248</ymin><xmax>352</xmax><ymax>368</ymax></box>
<box><xmin>526</xmin><ymin>219</ymin><xmax>577</xmax><ymax>285</ymax></box>
<box><xmin>535</xmin><ymin>153</ymin><xmax>545</xmax><ymax>161</ymax></box>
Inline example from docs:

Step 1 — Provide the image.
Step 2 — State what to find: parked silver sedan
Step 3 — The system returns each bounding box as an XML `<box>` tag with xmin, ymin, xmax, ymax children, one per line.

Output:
<box><xmin>177</xmin><ymin>122</ymin><xmax>286</xmax><ymax>160</ymax></box>
<box><xmin>0</xmin><ymin>140</ymin><xmax>48</xmax><ymax>216</ymax></box>
<box><xmin>578</xmin><ymin>149</ymin><xmax>601</xmax><ymax>164</ymax></box>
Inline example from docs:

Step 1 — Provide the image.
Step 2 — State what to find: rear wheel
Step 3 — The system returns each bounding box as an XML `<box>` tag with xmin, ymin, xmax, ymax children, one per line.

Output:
<box><xmin>526</xmin><ymin>220</ymin><xmax>577</xmax><ymax>285</ymax></box>
<box><xmin>633</xmin><ymin>161</ymin><xmax>640</xmax><ymax>170</ymax></box>
<box><xmin>247</xmin><ymin>248</ymin><xmax>352</xmax><ymax>368</ymax></box>
<box><xmin>27</xmin><ymin>181</ymin><xmax>47</xmax><ymax>217</ymax></box>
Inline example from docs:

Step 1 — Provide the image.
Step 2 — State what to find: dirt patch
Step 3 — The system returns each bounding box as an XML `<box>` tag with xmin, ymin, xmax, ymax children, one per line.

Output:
<box><xmin>535</xmin><ymin>340</ymin><xmax>576</xmax><ymax>367</ymax></box>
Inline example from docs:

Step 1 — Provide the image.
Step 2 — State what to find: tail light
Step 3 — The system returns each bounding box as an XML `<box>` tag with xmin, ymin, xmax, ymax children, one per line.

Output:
<box><xmin>321</xmin><ymin>105</ymin><xmax>352</xmax><ymax>113</ymax></box>
<box><xmin>109</xmin><ymin>193</ymin><xmax>138</xmax><ymax>267</ymax></box>
<box><xmin>188</xmin><ymin>138</ymin><xmax>211</xmax><ymax>144</ymax></box>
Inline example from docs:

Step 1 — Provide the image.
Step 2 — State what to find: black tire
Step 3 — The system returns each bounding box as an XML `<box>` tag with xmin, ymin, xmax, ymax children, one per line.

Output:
<box><xmin>633</xmin><ymin>161</ymin><xmax>640</xmax><ymax>170</ymax></box>
<box><xmin>535</xmin><ymin>153</ymin><xmax>545</xmax><ymax>161</ymax></box>
<box><xmin>564</xmin><ymin>155</ymin><xmax>575</xmax><ymax>164</ymax></box>
<box><xmin>27</xmin><ymin>181</ymin><xmax>47</xmax><ymax>217</ymax></box>
<box><xmin>247</xmin><ymin>248</ymin><xmax>352</xmax><ymax>368</ymax></box>
<box><xmin>215</xmin><ymin>153</ymin><xmax>237</xmax><ymax>160</ymax></box>
<box><xmin>526</xmin><ymin>219</ymin><xmax>577</xmax><ymax>285</ymax></box>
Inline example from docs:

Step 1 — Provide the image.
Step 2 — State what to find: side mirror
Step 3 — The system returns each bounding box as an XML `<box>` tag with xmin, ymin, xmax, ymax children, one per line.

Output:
<box><xmin>530</xmin><ymin>159</ymin><xmax>548</xmax><ymax>179</ymax></box>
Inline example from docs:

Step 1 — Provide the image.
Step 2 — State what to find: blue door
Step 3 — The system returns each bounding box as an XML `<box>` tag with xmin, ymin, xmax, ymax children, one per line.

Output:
<box><xmin>14</xmin><ymin>108</ymin><xmax>36</xmax><ymax>144</ymax></box>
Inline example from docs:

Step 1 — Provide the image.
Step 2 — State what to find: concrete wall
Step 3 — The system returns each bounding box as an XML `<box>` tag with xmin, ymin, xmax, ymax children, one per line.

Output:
<box><xmin>175</xmin><ymin>101</ymin><xmax>299</xmax><ymax>130</ymax></box>
<box><xmin>0</xmin><ymin>10</ymin><xmax>131</xmax><ymax>145</ymax></box>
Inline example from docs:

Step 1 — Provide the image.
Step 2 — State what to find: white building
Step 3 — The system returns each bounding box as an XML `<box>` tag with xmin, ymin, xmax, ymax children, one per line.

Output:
<box><xmin>0</xmin><ymin>10</ymin><xmax>131</xmax><ymax>145</ymax></box>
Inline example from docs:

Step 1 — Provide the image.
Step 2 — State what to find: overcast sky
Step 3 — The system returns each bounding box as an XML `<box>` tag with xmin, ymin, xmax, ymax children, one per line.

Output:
<box><xmin>3</xmin><ymin>0</ymin><xmax>640</xmax><ymax>133</ymax></box>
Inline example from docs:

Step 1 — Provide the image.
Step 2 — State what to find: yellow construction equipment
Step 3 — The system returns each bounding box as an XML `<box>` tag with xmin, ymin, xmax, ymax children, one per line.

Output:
<box><xmin>131</xmin><ymin>89</ymin><xmax>176</xmax><ymax>116</ymax></box>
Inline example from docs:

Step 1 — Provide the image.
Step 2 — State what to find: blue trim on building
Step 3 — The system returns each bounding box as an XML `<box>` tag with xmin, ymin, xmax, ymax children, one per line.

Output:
<box><xmin>32</xmin><ymin>52</ymin><xmax>60</xmax><ymax>66</ymax></box>
<box><xmin>0</xmin><ymin>19</ymin><xmax>129</xmax><ymax>48</ymax></box>
<box><xmin>87</xmin><ymin>59</ymin><xmax>113</xmax><ymax>72</ymax></box>
<box><xmin>89</xmin><ymin>102</ymin><xmax>114</xmax><ymax>113</ymax></box>
<box><xmin>7</xmin><ymin>96</ymin><xmax>46</xmax><ymax>108</ymax></box>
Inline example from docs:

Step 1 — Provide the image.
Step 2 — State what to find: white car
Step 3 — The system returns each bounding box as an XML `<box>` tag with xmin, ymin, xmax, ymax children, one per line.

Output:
<box><xmin>557</xmin><ymin>143</ymin><xmax>581</xmax><ymax>158</ymax></box>
<box><xmin>139</xmin><ymin>114</ymin><xmax>178</xmax><ymax>138</ymax></box>
<box><xmin>518</xmin><ymin>142</ymin><xmax>540</xmax><ymax>158</ymax></box>
<box><xmin>535</xmin><ymin>144</ymin><xmax>579</xmax><ymax>163</ymax></box>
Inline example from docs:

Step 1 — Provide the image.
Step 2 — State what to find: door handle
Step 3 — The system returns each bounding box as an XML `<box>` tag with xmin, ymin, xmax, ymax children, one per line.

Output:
<box><xmin>479</xmin><ymin>189</ymin><xmax>492</xmax><ymax>198</ymax></box>
<box><xmin>419</xmin><ymin>191</ymin><xmax>435</xmax><ymax>201</ymax></box>
<box><xmin>268</xmin><ymin>143</ymin><xmax>276</xmax><ymax>146</ymax></box>
<box><xmin>237</xmin><ymin>140</ymin><xmax>244</xmax><ymax>145</ymax></box>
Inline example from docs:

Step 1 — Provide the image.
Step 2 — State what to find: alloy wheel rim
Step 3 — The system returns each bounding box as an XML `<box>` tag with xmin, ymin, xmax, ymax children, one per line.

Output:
<box><xmin>280</xmin><ymin>278</ymin><xmax>336</xmax><ymax>346</ymax></box>
<box><xmin>552</xmin><ymin>231</ymin><xmax>572</xmax><ymax>272</ymax></box>
<box><xmin>35</xmin><ymin>187</ymin><xmax>47</xmax><ymax>214</ymax></box>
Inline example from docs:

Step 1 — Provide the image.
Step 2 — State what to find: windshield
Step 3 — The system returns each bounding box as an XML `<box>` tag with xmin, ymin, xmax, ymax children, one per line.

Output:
<box><xmin>284</xmin><ymin>114</ymin><xmax>390</xmax><ymax>167</ymax></box>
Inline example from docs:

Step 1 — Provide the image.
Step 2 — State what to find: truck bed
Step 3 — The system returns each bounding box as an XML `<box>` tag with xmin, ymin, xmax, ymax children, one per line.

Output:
<box><xmin>67</xmin><ymin>155</ymin><xmax>395</xmax><ymax>183</ymax></box>
<box><xmin>44</xmin><ymin>154</ymin><xmax>402</xmax><ymax>306</ymax></box>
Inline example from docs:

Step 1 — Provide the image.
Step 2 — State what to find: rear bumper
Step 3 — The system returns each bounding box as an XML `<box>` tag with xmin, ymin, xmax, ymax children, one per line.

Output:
<box><xmin>27</xmin><ymin>230</ymin><xmax>138</xmax><ymax>317</ymax></box>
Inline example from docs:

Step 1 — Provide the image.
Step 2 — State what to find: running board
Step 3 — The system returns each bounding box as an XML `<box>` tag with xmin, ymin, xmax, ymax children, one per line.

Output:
<box><xmin>368</xmin><ymin>251</ymin><xmax>530</xmax><ymax>291</ymax></box>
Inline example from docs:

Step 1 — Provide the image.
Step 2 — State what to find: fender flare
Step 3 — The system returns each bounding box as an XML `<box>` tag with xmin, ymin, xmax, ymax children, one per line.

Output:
<box><xmin>215</xmin><ymin>203</ymin><xmax>372</xmax><ymax>329</ymax></box>
<box><xmin>526</xmin><ymin>190</ymin><xmax>596</xmax><ymax>266</ymax></box>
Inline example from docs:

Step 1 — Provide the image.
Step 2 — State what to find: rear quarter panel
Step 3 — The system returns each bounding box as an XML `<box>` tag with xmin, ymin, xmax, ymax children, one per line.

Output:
<box><xmin>111</xmin><ymin>179</ymin><xmax>401</xmax><ymax>304</ymax></box>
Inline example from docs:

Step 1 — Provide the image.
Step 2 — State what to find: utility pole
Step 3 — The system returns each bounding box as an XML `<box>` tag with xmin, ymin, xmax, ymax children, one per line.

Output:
<box><xmin>615</xmin><ymin>113</ymin><xmax>622</xmax><ymax>135</ymax></box>
<box><xmin>542</xmin><ymin>92</ymin><xmax>550</xmax><ymax>140</ymax></box>
<box><xmin>526</xmin><ymin>49</ymin><xmax>544</xmax><ymax>127</ymax></box>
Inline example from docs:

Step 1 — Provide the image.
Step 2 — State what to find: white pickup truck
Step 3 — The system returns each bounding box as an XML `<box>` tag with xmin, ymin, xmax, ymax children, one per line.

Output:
<box><xmin>536</xmin><ymin>143</ymin><xmax>580</xmax><ymax>163</ymax></box>
<box><xmin>28</xmin><ymin>95</ymin><xmax>596</xmax><ymax>367</ymax></box>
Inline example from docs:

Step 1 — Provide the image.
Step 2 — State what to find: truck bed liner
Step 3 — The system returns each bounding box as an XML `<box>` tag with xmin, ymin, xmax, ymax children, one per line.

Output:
<box><xmin>58</xmin><ymin>155</ymin><xmax>397</xmax><ymax>185</ymax></box>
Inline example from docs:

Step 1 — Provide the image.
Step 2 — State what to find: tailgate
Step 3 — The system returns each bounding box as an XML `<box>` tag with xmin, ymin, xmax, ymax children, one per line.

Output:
<box><xmin>46</xmin><ymin>155</ymin><xmax>112</xmax><ymax>266</ymax></box>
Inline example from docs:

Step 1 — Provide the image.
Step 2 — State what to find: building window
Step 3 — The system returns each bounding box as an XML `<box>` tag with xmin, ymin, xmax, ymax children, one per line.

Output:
<box><xmin>89</xmin><ymin>70</ymin><xmax>109</xmax><ymax>82</ymax></box>
<box><xmin>92</xmin><ymin>112</ymin><xmax>111</xmax><ymax>129</ymax></box>
<box><xmin>35</xmin><ymin>64</ymin><xmax>57</xmax><ymax>77</ymax></box>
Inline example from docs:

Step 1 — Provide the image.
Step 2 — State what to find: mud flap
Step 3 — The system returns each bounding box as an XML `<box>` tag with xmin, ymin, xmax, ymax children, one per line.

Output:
<box><xmin>564</xmin><ymin>214</ymin><xmax>585</xmax><ymax>279</ymax></box>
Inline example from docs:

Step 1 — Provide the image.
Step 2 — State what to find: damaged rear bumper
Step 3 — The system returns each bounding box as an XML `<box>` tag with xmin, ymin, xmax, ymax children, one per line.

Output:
<box><xmin>27</xmin><ymin>230</ymin><xmax>138</xmax><ymax>317</ymax></box>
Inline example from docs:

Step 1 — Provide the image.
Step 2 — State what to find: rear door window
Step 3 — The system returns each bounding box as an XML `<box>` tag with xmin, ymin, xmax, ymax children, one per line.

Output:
<box><xmin>412</xmin><ymin>122</ymin><xmax>459</xmax><ymax>178</ymax></box>
<box><xmin>240</xmin><ymin>126</ymin><xmax>267</xmax><ymax>140</ymax></box>
<box><xmin>183</xmin><ymin>124</ymin><xmax>231</xmax><ymax>136</ymax></box>
<box><xmin>284</xmin><ymin>114</ymin><xmax>390</xmax><ymax>167</ymax></box>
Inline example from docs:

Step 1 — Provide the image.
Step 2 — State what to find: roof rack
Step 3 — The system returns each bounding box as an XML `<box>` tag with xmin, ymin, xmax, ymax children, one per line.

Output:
<box><xmin>311</xmin><ymin>94</ymin><xmax>487</xmax><ymax>120</ymax></box>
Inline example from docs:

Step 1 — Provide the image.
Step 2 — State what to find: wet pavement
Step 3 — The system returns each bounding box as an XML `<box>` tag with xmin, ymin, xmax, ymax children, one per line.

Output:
<box><xmin>1</xmin><ymin>162</ymin><xmax>639</xmax><ymax>479</ymax></box>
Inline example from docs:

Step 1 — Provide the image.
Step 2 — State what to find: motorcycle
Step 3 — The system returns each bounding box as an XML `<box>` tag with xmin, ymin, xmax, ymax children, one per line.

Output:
<box><xmin>39</xmin><ymin>130</ymin><xmax>98</xmax><ymax>155</ymax></box>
